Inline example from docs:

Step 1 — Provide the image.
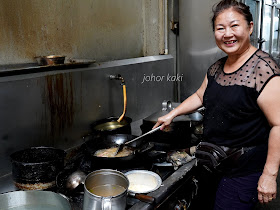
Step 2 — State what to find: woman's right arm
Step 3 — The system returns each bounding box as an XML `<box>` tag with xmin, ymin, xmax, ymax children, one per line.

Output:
<box><xmin>153</xmin><ymin>75</ymin><xmax>208</xmax><ymax>130</ymax></box>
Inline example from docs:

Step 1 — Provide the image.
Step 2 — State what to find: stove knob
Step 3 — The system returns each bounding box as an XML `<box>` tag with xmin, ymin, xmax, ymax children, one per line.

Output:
<box><xmin>174</xmin><ymin>199</ymin><xmax>188</xmax><ymax>210</ymax></box>
<box><xmin>174</xmin><ymin>204</ymin><xmax>181</xmax><ymax>210</ymax></box>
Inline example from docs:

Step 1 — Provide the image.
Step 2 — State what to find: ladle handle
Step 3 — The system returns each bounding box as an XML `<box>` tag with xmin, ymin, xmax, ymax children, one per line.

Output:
<box><xmin>134</xmin><ymin>193</ymin><xmax>155</xmax><ymax>204</ymax></box>
<box><xmin>125</xmin><ymin>126</ymin><xmax>161</xmax><ymax>145</ymax></box>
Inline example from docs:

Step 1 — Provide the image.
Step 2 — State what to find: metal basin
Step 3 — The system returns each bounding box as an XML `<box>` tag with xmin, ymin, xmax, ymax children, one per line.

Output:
<box><xmin>0</xmin><ymin>191</ymin><xmax>71</xmax><ymax>210</ymax></box>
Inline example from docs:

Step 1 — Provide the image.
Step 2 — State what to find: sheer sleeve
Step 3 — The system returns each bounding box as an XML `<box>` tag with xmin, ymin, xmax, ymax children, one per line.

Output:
<box><xmin>254</xmin><ymin>54</ymin><xmax>280</xmax><ymax>94</ymax></box>
<box><xmin>206</xmin><ymin>50</ymin><xmax>280</xmax><ymax>95</ymax></box>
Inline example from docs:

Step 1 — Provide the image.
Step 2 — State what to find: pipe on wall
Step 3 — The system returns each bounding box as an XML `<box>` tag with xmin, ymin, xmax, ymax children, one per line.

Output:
<box><xmin>164</xmin><ymin>0</ymin><xmax>169</xmax><ymax>55</ymax></box>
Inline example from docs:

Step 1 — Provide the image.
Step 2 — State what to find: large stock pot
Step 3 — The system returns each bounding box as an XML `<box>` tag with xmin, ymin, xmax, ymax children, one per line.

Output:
<box><xmin>140</xmin><ymin>101</ymin><xmax>193</xmax><ymax>148</ymax></box>
<box><xmin>83</xmin><ymin>169</ymin><xmax>129</xmax><ymax>210</ymax></box>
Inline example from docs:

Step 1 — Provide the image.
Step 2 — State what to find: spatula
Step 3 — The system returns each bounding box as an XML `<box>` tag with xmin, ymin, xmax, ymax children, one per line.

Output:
<box><xmin>113</xmin><ymin>126</ymin><xmax>161</xmax><ymax>156</ymax></box>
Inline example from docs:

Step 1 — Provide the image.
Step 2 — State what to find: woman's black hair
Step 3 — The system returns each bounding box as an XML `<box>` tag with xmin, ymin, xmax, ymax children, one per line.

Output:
<box><xmin>211</xmin><ymin>0</ymin><xmax>253</xmax><ymax>31</ymax></box>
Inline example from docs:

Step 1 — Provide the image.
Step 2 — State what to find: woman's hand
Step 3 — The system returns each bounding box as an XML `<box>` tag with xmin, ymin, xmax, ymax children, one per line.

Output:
<box><xmin>257</xmin><ymin>172</ymin><xmax>277</xmax><ymax>203</ymax></box>
<box><xmin>152</xmin><ymin>112</ymin><xmax>175</xmax><ymax>130</ymax></box>
<box><xmin>152</xmin><ymin>75</ymin><xmax>206</xmax><ymax>131</ymax></box>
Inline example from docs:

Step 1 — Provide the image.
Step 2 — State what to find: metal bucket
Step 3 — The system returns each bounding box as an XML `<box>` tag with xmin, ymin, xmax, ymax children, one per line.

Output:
<box><xmin>83</xmin><ymin>169</ymin><xmax>129</xmax><ymax>210</ymax></box>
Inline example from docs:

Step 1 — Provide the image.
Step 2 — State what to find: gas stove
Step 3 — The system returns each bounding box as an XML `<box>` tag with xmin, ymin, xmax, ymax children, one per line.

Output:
<box><xmin>54</xmin><ymin>138</ymin><xmax>198</xmax><ymax>210</ymax></box>
<box><xmin>65</xmin><ymin>161</ymin><xmax>197</xmax><ymax>210</ymax></box>
<box><xmin>0</xmin><ymin>133</ymin><xmax>199</xmax><ymax>210</ymax></box>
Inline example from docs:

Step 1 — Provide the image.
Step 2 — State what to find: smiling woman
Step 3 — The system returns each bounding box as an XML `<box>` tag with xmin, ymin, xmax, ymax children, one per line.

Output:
<box><xmin>153</xmin><ymin>0</ymin><xmax>280</xmax><ymax>209</ymax></box>
<box><xmin>213</xmin><ymin>4</ymin><xmax>256</xmax><ymax>73</ymax></box>
<box><xmin>214</xmin><ymin>9</ymin><xmax>254</xmax><ymax>58</ymax></box>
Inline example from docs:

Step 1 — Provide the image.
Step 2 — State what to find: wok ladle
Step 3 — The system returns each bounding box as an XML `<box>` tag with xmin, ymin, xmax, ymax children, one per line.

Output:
<box><xmin>66</xmin><ymin>170</ymin><xmax>86</xmax><ymax>190</ymax></box>
<box><xmin>114</xmin><ymin>126</ymin><xmax>161</xmax><ymax>156</ymax></box>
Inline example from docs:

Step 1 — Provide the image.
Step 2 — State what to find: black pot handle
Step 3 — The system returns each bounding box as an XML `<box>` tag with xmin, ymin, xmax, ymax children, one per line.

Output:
<box><xmin>137</xmin><ymin>142</ymin><xmax>154</xmax><ymax>153</ymax></box>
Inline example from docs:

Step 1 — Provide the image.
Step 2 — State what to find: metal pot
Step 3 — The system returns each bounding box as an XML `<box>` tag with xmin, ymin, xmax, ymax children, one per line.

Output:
<box><xmin>83</xmin><ymin>169</ymin><xmax>129</xmax><ymax>210</ymax></box>
<box><xmin>141</xmin><ymin>101</ymin><xmax>192</xmax><ymax>147</ymax></box>
<box><xmin>188</xmin><ymin>109</ymin><xmax>204</xmax><ymax>139</ymax></box>
<box><xmin>0</xmin><ymin>191</ymin><xmax>71</xmax><ymax>210</ymax></box>
<box><xmin>10</xmin><ymin>147</ymin><xmax>66</xmax><ymax>190</ymax></box>
<box><xmin>35</xmin><ymin>55</ymin><xmax>66</xmax><ymax>66</ymax></box>
<box><xmin>141</xmin><ymin>101</ymin><xmax>204</xmax><ymax>148</ymax></box>
<box><xmin>141</xmin><ymin>119</ymin><xmax>192</xmax><ymax>149</ymax></box>
<box><xmin>90</xmin><ymin>117</ymin><xmax>132</xmax><ymax>136</ymax></box>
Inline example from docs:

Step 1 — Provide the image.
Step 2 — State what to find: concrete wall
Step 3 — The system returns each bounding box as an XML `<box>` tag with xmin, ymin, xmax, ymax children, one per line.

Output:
<box><xmin>0</xmin><ymin>0</ymin><xmax>178</xmax><ymax>178</ymax></box>
<box><xmin>0</xmin><ymin>0</ymin><xmax>165</xmax><ymax>65</ymax></box>
<box><xmin>178</xmin><ymin>0</ymin><xmax>225</xmax><ymax>100</ymax></box>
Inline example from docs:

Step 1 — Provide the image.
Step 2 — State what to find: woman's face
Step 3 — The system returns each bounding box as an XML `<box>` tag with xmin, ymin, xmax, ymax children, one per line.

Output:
<box><xmin>214</xmin><ymin>8</ymin><xmax>253</xmax><ymax>56</ymax></box>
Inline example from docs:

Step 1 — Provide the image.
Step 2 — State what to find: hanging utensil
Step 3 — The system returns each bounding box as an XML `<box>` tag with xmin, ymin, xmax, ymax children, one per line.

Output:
<box><xmin>114</xmin><ymin>126</ymin><xmax>161</xmax><ymax>156</ymax></box>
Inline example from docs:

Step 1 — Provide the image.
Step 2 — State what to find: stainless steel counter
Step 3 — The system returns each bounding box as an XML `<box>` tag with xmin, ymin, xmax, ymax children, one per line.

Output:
<box><xmin>0</xmin><ymin>173</ymin><xmax>17</xmax><ymax>194</ymax></box>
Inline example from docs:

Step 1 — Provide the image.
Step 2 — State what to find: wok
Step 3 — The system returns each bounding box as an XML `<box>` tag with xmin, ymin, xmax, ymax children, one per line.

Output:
<box><xmin>82</xmin><ymin>134</ymin><xmax>153</xmax><ymax>169</ymax></box>
<box><xmin>90</xmin><ymin>116</ymin><xmax>132</xmax><ymax>136</ymax></box>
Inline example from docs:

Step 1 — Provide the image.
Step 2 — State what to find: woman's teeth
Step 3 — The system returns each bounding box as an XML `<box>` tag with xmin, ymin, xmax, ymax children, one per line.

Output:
<box><xmin>225</xmin><ymin>40</ymin><xmax>237</xmax><ymax>44</ymax></box>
